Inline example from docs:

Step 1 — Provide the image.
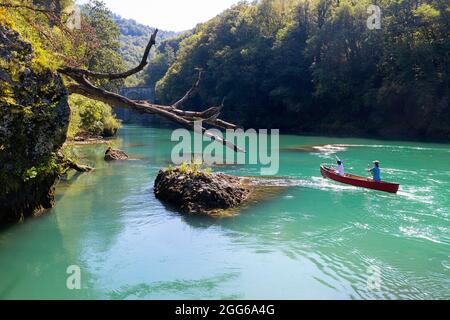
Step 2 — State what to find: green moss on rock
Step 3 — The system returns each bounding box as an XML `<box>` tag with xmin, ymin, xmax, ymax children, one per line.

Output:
<box><xmin>0</xmin><ymin>24</ymin><xmax>70</xmax><ymax>224</ymax></box>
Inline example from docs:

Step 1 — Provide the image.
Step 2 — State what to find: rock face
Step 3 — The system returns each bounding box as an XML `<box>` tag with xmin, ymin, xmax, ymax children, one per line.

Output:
<box><xmin>104</xmin><ymin>147</ymin><xmax>129</xmax><ymax>161</ymax></box>
<box><xmin>154</xmin><ymin>168</ymin><xmax>251</xmax><ymax>215</ymax></box>
<box><xmin>0</xmin><ymin>25</ymin><xmax>70</xmax><ymax>224</ymax></box>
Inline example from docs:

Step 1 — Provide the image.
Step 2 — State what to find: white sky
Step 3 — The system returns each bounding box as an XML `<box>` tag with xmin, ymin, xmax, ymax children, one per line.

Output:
<box><xmin>77</xmin><ymin>0</ymin><xmax>242</xmax><ymax>31</ymax></box>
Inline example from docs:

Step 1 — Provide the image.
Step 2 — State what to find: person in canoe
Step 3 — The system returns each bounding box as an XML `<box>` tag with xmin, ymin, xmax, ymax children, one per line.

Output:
<box><xmin>368</xmin><ymin>160</ymin><xmax>381</xmax><ymax>182</ymax></box>
<box><xmin>334</xmin><ymin>159</ymin><xmax>345</xmax><ymax>176</ymax></box>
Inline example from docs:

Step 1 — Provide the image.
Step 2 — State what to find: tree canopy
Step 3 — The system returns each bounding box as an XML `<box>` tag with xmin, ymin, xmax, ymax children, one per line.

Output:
<box><xmin>155</xmin><ymin>0</ymin><xmax>449</xmax><ymax>140</ymax></box>
<box><xmin>113</xmin><ymin>13</ymin><xmax>177</xmax><ymax>86</ymax></box>
<box><xmin>0</xmin><ymin>0</ymin><xmax>125</xmax><ymax>136</ymax></box>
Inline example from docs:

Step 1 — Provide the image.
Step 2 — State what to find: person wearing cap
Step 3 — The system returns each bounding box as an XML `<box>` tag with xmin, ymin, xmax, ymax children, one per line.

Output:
<box><xmin>368</xmin><ymin>160</ymin><xmax>381</xmax><ymax>182</ymax></box>
<box><xmin>335</xmin><ymin>160</ymin><xmax>345</xmax><ymax>176</ymax></box>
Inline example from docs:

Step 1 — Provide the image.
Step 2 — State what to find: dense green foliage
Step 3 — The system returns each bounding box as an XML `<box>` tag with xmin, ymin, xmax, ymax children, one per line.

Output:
<box><xmin>156</xmin><ymin>0</ymin><xmax>449</xmax><ymax>140</ymax></box>
<box><xmin>112</xmin><ymin>14</ymin><xmax>177</xmax><ymax>86</ymax></box>
<box><xmin>113</xmin><ymin>14</ymin><xmax>177</xmax><ymax>67</ymax></box>
<box><xmin>144</xmin><ymin>31</ymin><xmax>191</xmax><ymax>93</ymax></box>
<box><xmin>0</xmin><ymin>1</ymin><xmax>130</xmax><ymax>220</ymax></box>
<box><xmin>0</xmin><ymin>22</ymin><xmax>71</xmax><ymax>222</ymax></box>
<box><xmin>67</xmin><ymin>95</ymin><xmax>121</xmax><ymax>138</ymax></box>
<box><xmin>2</xmin><ymin>0</ymin><xmax>125</xmax><ymax>138</ymax></box>
<box><xmin>81</xmin><ymin>0</ymin><xmax>127</xmax><ymax>91</ymax></box>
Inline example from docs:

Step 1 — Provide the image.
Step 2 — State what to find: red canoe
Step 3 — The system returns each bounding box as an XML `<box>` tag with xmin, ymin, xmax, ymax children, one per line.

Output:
<box><xmin>320</xmin><ymin>165</ymin><xmax>400</xmax><ymax>194</ymax></box>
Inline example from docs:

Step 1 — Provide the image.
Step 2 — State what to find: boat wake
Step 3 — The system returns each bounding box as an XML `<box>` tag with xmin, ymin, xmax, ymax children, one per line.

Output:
<box><xmin>399</xmin><ymin>226</ymin><xmax>445</xmax><ymax>244</ymax></box>
<box><xmin>312</xmin><ymin>144</ymin><xmax>348</xmax><ymax>155</ymax></box>
<box><xmin>397</xmin><ymin>186</ymin><xmax>434</xmax><ymax>205</ymax></box>
<box><xmin>333</xmin><ymin>144</ymin><xmax>450</xmax><ymax>152</ymax></box>
<box><xmin>249</xmin><ymin>176</ymin><xmax>360</xmax><ymax>192</ymax></box>
<box><xmin>307</xmin><ymin>145</ymin><xmax>349</xmax><ymax>159</ymax></box>
<box><xmin>250</xmin><ymin>176</ymin><xmax>442</xmax><ymax>207</ymax></box>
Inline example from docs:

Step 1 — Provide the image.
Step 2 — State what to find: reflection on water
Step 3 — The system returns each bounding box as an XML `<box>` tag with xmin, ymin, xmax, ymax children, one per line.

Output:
<box><xmin>0</xmin><ymin>125</ymin><xmax>449</xmax><ymax>299</ymax></box>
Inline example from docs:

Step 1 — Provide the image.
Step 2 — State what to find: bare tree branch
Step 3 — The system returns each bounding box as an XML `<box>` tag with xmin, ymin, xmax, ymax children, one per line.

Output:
<box><xmin>59</xmin><ymin>29</ymin><xmax>159</xmax><ymax>80</ymax></box>
<box><xmin>172</xmin><ymin>70</ymin><xmax>203</xmax><ymax>109</ymax></box>
<box><xmin>168</xmin><ymin>100</ymin><xmax>240</xmax><ymax>130</ymax></box>
<box><xmin>62</xmin><ymin>73</ymin><xmax>245</xmax><ymax>153</ymax></box>
<box><xmin>2</xmin><ymin>2</ymin><xmax>245</xmax><ymax>151</ymax></box>
<box><xmin>58</xmin><ymin>27</ymin><xmax>244</xmax><ymax>153</ymax></box>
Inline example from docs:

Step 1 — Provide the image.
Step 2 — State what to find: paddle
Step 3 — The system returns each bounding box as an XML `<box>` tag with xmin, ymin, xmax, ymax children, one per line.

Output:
<box><xmin>335</xmin><ymin>155</ymin><xmax>353</xmax><ymax>170</ymax></box>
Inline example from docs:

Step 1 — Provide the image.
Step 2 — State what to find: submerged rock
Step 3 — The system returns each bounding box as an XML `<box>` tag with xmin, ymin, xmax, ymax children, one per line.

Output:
<box><xmin>104</xmin><ymin>147</ymin><xmax>129</xmax><ymax>161</ymax></box>
<box><xmin>154</xmin><ymin>167</ymin><xmax>251</xmax><ymax>215</ymax></box>
<box><xmin>0</xmin><ymin>24</ymin><xmax>70</xmax><ymax>224</ymax></box>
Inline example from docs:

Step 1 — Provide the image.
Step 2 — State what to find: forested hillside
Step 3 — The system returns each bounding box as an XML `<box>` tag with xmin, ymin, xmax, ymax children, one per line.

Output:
<box><xmin>144</xmin><ymin>31</ymin><xmax>192</xmax><ymax>92</ymax></box>
<box><xmin>155</xmin><ymin>0</ymin><xmax>449</xmax><ymax>140</ymax></box>
<box><xmin>113</xmin><ymin>14</ymin><xmax>176</xmax><ymax>68</ymax></box>
<box><xmin>112</xmin><ymin>14</ymin><xmax>177</xmax><ymax>86</ymax></box>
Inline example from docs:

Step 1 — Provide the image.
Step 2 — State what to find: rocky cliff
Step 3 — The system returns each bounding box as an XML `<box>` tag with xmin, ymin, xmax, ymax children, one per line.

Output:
<box><xmin>0</xmin><ymin>24</ymin><xmax>70</xmax><ymax>224</ymax></box>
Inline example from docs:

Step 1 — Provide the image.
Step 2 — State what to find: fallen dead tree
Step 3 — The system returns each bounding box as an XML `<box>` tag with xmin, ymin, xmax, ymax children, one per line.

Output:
<box><xmin>58</xmin><ymin>29</ymin><xmax>245</xmax><ymax>153</ymax></box>
<box><xmin>1</xmin><ymin>1</ymin><xmax>244</xmax><ymax>152</ymax></box>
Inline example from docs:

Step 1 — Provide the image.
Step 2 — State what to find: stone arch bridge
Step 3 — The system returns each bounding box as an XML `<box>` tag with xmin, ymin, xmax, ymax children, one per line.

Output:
<box><xmin>114</xmin><ymin>86</ymin><xmax>169</xmax><ymax>125</ymax></box>
<box><xmin>119</xmin><ymin>86</ymin><xmax>154</xmax><ymax>101</ymax></box>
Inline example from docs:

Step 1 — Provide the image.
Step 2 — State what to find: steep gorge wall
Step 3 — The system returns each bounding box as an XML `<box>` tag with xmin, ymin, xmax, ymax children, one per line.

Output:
<box><xmin>0</xmin><ymin>24</ymin><xmax>70</xmax><ymax>224</ymax></box>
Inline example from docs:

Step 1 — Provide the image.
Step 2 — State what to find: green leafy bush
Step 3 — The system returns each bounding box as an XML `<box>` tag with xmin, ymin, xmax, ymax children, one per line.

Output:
<box><xmin>68</xmin><ymin>95</ymin><xmax>121</xmax><ymax>138</ymax></box>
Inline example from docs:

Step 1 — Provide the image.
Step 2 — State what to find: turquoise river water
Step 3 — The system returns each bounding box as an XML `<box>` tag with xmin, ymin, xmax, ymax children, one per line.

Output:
<box><xmin>0</xmin><ymin>125</ymin><xmax>449</xmax><ymax>299</ymax></box>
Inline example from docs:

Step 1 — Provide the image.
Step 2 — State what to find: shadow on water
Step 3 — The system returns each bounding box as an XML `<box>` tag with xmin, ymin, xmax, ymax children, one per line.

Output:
<box><xmin>0</xmin><ymin>213</ymin><xmax>95</xmax><ymax>299</ymax></box>
<box><xmin>0</xmin><ymin>140</ymin><xmax>149</xmax><ymax>299</ymax></box>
